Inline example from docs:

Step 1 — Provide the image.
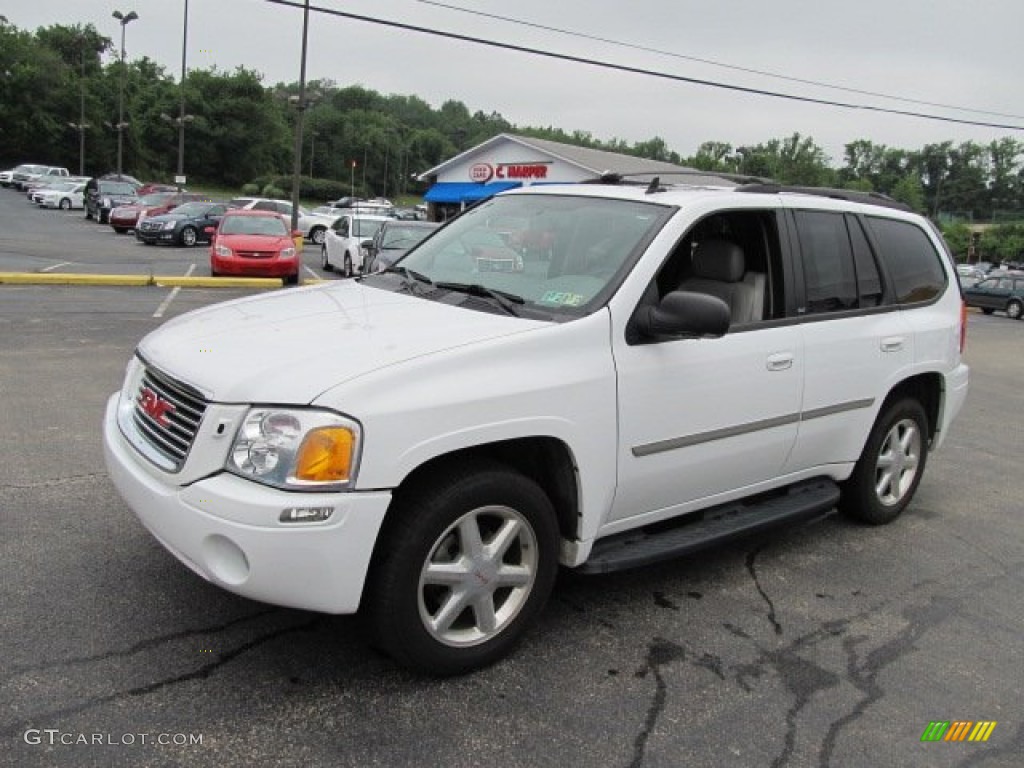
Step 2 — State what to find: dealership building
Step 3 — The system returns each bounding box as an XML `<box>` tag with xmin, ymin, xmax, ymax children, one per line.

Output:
<box><xmin>418</xmin><ymin>133</ymin><xmax>723</xmax><ymax>220</ymax></box>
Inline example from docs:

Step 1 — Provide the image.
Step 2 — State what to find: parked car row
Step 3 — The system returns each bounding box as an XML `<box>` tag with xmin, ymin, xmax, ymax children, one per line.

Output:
<box><xmin>0</xmin><ymin>163</ymin><xmax>70</xmax><ymax>190</ymax></box>
<box><xmin>962</xmin><ymin>273</ymin><xmax>1024</xmax><ymax>319</ymax></box>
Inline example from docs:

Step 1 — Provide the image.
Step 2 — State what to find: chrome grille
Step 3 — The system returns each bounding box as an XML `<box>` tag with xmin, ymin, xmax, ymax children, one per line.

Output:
<box><xmin>131</xmin><ymin>365</ymin><xmax>208</xmax><ymax>471</ymax></box>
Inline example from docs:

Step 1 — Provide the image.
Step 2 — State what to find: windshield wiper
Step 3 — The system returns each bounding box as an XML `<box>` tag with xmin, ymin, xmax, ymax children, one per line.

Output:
<box><xmin>382</xmin><ymin>265</ymin><xmax>435</xmax><ymax>293</ymax></box>
<box><xmin>435</xmin><ymin>281</ymin><xmax>525</xmax><ymax>316</ymax></box>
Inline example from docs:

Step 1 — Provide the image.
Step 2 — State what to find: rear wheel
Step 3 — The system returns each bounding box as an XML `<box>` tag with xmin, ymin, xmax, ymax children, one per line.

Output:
<box><xmin>840</xmin><ymin>398</ymin><xmax>928</xmax><ymax>525</ymax></box>
<box><xmin>320</xmin><ymin>245</ymin><xmax>333</xmax><ymax>272</ymax></box>
<box><xmin>364</xmin><ymin>460</ymin><xmax>558</xmax><ymax>675</ymax></box>
<box><xmin>343</xmin><ymin>254</ymin><xmax>353</xmax><ymax>278</ymax></box>
<box><xmin>310</xmin><ymin>226</ymin><xmax>326</xmax><ymax>245</ymax></box>
<box><xmin>1007</xmin><ymin>299</ymin><xmax>1022</xmax><ymax>320</ymax></box>
<box><xmin>59</xmin><ymin>198</ymin><xmax>71</xmax><ymax>211</ymax></box>
<box><xmin>180</xmin><ymin>226</ymin><xmax>197</xmax><ymax>247</ymax></box>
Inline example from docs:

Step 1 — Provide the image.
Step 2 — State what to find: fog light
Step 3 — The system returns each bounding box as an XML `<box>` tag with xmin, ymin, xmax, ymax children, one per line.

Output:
<box><xmin>280</xmin><ymin>506</ymin><xmax>334</xmax><ymax>523</ymax></box>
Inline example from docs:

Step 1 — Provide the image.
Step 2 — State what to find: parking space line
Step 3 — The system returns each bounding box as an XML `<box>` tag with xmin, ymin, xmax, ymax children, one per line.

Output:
<box><xmin>41</xmin><ymin>261</ymin><xmax>72</xmax><ymax>272</ymax></box>
<box><xmin>304</xmin><ymin>264</ymin><xmax>319</xmax><ymax>278</ymax></box>
<box><xmin>153</xmin><ymin>263</ymin><xmax>196</xmax><ymax>318</ymax></box>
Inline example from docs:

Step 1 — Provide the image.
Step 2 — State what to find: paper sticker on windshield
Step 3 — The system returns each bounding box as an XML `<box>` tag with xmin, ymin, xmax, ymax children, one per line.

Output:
<box><xmin>539</xmin><ymin>291</ymin><xmax>585</xmax><ymax>307</ymax></box>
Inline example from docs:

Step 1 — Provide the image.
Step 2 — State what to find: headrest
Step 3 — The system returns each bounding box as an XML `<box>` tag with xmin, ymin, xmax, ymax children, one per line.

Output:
<box><xmin>692</xmin><ymin>240</ymin><xmax>745</xmax><ymax>282</ymax></box>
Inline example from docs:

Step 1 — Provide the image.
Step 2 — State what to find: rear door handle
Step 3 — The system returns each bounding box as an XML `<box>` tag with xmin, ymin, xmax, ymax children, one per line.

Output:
<box><xmin>881</xmin><ymin>337</ymin><xmax>905</xmax><ymax>353</ymax></box>
<box><xmin>766</xmin><ymin>353</ymin><xmax>794</xmax><ymax>371</ymax></box>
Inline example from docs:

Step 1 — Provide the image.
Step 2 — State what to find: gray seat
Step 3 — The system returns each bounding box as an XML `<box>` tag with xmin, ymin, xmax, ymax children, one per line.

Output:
<box><xmin>676</xmin><ymin>239</ymin><xmax>764</xmax><ymax>324</ymax></box>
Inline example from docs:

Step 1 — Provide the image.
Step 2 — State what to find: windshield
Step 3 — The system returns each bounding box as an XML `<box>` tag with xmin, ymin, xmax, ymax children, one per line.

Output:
<box><xmin>100</xmin><ymin>182</ymin><xmax>136</xmax><ymax>195</ymax></box>
<box><xmin>389</xmin><ymin>194</ymin><xmax>672</xmax><ymax>317</ymax></box>
<box><xmin>140</xmin><ymin>192</ymin><xmax>174</xmax><ymax>206</ymax></box>
<box><xmin>171</xmin><ymin>202</ymin><xmax>213</xmax><ymax>216</ymax></box>
<box><xmin>220</xmin><ymin>215</ymin><xmax>288</xmax><ymax>236</ymax></box>
<box><xmin>354</xmin><ymin>219</ymin><xmax>386</xmax><ymax>238</ymax></box>
<box><xmin>382</xmin><ymin>225</ymin><xmax>435</xmax><ymax>249</ymax></box>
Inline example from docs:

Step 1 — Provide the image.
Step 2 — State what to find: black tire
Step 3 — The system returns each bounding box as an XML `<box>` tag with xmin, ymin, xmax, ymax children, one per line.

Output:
<box><xmin>343</xmin><ymin>254</ymin><xmax>353</xmax><ymax>278</ymax></box>
<box><xmin>364</xmin><ymin>459</ymin><xmax>559</xmax><ymax>676</ymax></box>
<box><xmin>840</xmin><ymin>398</ymin><xmax>929</xmax><ymax>525</ymax></box>
<box><xmin>981</xmin><ymin>308</ymin><xmax>995</xmax><ymax>315</ymax></box>
<box><xmin>99</xmin><ymin>210</ymin><xmax>109</xmax><ymax>224</ymax></box>
<box><xmin>284</xmin><ymin>271</ymin><xmax>299</xmax><ymax>286</ymax></box>
<box><xmin>320</xmin><ymin>245</ymin><xmax>333</xmax><ymax>272</ymax></box>
<box><xmin>112</xmin><ymin>227</ymin><xmax>127</xmax><ymax>234</ymax></box>
<box><xmin>310</xmin><ymin>226</ymin><xmax>326</xmax><ymax>245</ymax></box>
<box><xmin>85</xmin><ymin>208</ymin><xmax>93</xmax><ymax>220</ymax></box>
<box><xmin>180</xmin><ymin>226</ymin><xmax>198</xmax><ymax>247</ymax></box>
<box><xmin>1007</xmin><ymin>299</ymin><xmax>1022</xmax><ymax>320</ymax></box>
<box><xmin>59</xmin><ymin>198</ymin><xmax>71</xmax><ymax>211</ymax></box>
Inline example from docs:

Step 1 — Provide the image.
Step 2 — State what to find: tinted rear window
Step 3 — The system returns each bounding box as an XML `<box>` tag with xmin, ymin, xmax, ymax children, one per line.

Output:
<box><xmin>865</xmin><ymin>217</ymin><xmax>947</xmax><ymax>304</ymax></box>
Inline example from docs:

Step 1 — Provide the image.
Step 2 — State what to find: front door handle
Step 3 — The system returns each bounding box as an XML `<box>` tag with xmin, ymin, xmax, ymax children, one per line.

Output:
<box><xmin>766</xmin><ymin>353</ymin><xmax>794</xmax><ymax>371</ymax></box>
<box><xmin>881</xmin><ymin>337</ymin><xmax>905</xmax><ymax>353</ymax></box>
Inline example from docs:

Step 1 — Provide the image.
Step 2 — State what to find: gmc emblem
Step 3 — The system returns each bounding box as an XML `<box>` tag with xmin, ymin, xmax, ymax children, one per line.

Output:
<box><xmin>138</xmin><ymin>386</ymin><xmax>175</xmax><ymax>427</ymax></box>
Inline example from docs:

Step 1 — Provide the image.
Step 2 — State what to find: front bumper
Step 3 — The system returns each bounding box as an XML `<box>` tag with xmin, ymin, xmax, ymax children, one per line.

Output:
<box><xmin>103</xmin><ymin>395</ymin><xmax>391</xmax><ymax>614</ymax></box>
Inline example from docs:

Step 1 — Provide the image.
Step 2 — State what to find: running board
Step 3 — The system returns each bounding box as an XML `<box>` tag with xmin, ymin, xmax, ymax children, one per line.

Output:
<box><xmin>578</xmin><ymin>479</ymin><xmax>840</xmax><ymax>574</ymax></box>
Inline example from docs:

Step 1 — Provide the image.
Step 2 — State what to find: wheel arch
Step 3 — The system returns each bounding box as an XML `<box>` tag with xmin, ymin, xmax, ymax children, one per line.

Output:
<box><xmin>368</xmin><ymin>436</ymin><xmax>581</xmax><ymax>571</ymax></box>
<box><xmin>881</xmin><ymin>372</ymin><xmax>943</xmax><ymax>445</ymax></box>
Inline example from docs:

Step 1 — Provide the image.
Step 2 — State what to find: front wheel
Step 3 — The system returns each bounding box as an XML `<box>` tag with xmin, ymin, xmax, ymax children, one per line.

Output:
<box><xmin>320</xmin><ymin>245</ymin><xmax>333</xmax><ymax>272</ymax></box>
<box><xmin>343</xmin><ymin>254</ymin><xmax>353</xmax><ymax>278</ymax></box>
<box><xmin>982</xmin><ymin>308</ymin><xmax>995</xmax><ymax>315</ymax></box>
<box><xmin>840</xmin><ymin>398</ymin><xmax>928</xmax><ymax>525</ymax></box>
<box><xmin>364</xmin><ymin>460</ymin><xmax>559</xmax><ymax>675</ymax></box>
<box><xmin>180</xmin><ymin>226</ymin><xmax>197</xmax><ymax>247</ymax></box>
<box><xmin>59</xmin><ymin>198</ymin><xmax>71</xmax><ymax>211</ymax></box>
<box><xmin>1007</xmin><ymin>299</ymin><xmax>1022</xmax><ymax>320</ymax></box>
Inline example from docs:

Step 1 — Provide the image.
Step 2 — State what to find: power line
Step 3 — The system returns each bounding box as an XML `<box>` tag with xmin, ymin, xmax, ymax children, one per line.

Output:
<box><xmin>263</xmin><ymin>0</ymin><xmax>1024</xmax><ymax>133</ymax></box>
<box><xmin>417</xmin><ymin>0</ymin><xmax>1024</xmax><ymax>123</ymax></box>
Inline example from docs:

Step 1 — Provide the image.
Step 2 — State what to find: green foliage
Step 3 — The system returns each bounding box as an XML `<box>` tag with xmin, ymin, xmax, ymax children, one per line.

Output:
<box><xmin>940</xmin><ymin>222</ymin><xmax>973</xmax><ymax>260</ymax></box>
<box><xmin>980</xmin><ymin>223</ymin><xmax>1024</xmax><ymax>261</ymax></box>
<box><xmin>1</xmin><ymin>17</ymin><xmax>1022</xmax><ymax>224</ymax></box>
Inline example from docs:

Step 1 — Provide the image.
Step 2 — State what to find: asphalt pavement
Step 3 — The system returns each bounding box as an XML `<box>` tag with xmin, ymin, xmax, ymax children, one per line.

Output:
<box><xmin>0</xmin><ymin>188</ymin><xmax>1021</xmax><ymax>768</ymax></box>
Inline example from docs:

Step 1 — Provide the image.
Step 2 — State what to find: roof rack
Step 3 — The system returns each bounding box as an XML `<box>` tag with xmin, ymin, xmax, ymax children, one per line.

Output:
<box><xmin>737</xmin><ymin>184</ymin><xmax>913</xmax><ymax>212</ymax></box>
<box><xmin>582</xmin><ymin>169</ymin><xmax>767</xmax><ymax>187</ymax></box>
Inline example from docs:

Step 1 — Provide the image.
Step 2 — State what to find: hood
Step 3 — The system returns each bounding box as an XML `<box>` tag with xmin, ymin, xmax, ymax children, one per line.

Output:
<box><xmin>138</xmin><ymin>280</ymin><xmax>546</xmax><ymax>403</ymax></box>
<box><xmin>218</xmin><ymin>233</ymin><xmax>293</xmax><ymax>251</ymax></box>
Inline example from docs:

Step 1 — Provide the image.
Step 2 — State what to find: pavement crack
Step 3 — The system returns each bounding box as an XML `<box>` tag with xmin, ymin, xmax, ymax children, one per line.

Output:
<box><xmin>628</xmin><ymin>638</ymin><xmax>685</xmax><ymax>768</ymax></box>
<box><xmin>746</xmin><ymin>545</ymin><xmax>783</xmax><ymax>636</ymax></box>
<box><xmin>816</xmin><ymin>594</ymin><xmax>958</xmax><ymax>767</ymax></box>
<box><xmin>0</xmin><ymin>617</ymin><xmax>324</xmax><ymax>738</ymax></box>
<box><xmin>0</xmin><ymin>608</ymin><xmax>277</xmax><ymax>684</ymax></box>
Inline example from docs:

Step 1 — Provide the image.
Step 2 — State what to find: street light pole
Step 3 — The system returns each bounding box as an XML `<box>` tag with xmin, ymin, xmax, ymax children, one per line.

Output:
<box><xmin>112</xmin><ymin>10</ymin><xmax>138</xmax><ymax>177</ymax></box>
<box><xmin>288</xmin><ymin>0</ymin><xmax>311</xmax><ymax>236</ymax></box>
<box><xmin>177</xmin><ymin>0</ymin><xmax>189</xmax><ymax>181</ymax></box>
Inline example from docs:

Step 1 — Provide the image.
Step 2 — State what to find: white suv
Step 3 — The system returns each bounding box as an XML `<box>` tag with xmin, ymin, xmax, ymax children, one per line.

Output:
<box><xmin>238</xmin><ymin>198</ymin><xmax>340</xmax><ymax>245</ymax></box>
<box><xmin>103</xmin><ymin>179</ymin><xmax>968</xmax><ymax>675</ymax></box>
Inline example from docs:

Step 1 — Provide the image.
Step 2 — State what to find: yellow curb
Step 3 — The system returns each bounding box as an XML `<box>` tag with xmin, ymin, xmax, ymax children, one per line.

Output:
<box><xmin>0</xmin><ymin>272</ymin><xmax>283</xmax><ymax>288</ymax></box>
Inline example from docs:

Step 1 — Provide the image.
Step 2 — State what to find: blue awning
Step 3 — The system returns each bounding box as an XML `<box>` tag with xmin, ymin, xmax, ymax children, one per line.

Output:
<box><xmin>423</xmin><ymin>181</ymin><xmax>521</xmax><ymax>204</ymax></box>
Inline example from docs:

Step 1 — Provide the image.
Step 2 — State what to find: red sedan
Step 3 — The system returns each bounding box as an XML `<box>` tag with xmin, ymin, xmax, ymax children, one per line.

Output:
<box><xmin>109</xmin><ymin>191</ymin><xmax>206</xmax><ymax>233</ymax></box>
<box><xmin>209</xmin><ymin>210</ymin><xmax>301</xmax><ymax>284</ymax></box>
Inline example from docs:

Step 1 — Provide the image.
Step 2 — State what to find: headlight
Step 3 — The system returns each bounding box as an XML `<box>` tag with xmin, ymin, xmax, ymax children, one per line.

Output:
<box><xmin>227</xmin><ymin>408</ymin><xmax>361</xmax><ymax>491</ymax></box>
<box><xmin>163</xmin><ymin>221</ymin><xmax>177</xmax><ymax>230</ymax></box>
<box><xmin>280</xmin><ymin>247</ymin><xmax>296</xmax><ymax>259</ymax></box>
<box><xmin>215</xmin><ymin>244</ymin><xmax>232</xmax><ymax>257</ymax></box>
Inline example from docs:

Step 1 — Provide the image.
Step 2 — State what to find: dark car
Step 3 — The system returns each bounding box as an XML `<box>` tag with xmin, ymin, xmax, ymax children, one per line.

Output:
<box><xmin>962</xmin><ymin>275</ymin><xmax>1024</xmax><ymax>319</ymax></box>
<box><xmin>110</xmin><ymin>191</ymin><xmax>208</xmax><ymax>233</ymax></box>
<box><xmin>364</xmin><ymin>220</ymin><xmax>440</xmax><ymax>273</ymax></box>
<box><xmin>136</xmin><ymin>201</ymin><xmax>228</xmax><ymax>246</ymax></box>
<box><xmin>85</xmin><ymin>176</ymin><xmax>140</xmax><ymax>223</ymax></box>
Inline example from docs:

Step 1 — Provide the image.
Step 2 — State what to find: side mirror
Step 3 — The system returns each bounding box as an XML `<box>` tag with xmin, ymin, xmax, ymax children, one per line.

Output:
<box><xmin>361</xmin><ymin>238</ymin><xmax>373</xmax><ymax>249</ymax></box>
<box><xmin>633</xmin><ymin>291</ymin><xmax>730</xmax><ymax>340</ymax></box>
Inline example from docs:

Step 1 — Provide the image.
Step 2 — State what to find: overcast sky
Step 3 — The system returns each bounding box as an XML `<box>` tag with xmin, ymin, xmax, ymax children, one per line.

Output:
<box><xmin>6</xmin><ymin>0</ymin><xmax>1023</xmax><ymax>165</ymax></box>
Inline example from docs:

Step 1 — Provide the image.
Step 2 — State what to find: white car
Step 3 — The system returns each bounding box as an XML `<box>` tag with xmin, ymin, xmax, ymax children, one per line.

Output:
<box><xmin>238</xmin><ymin>198</ymin><xmax>341</xmax><ymax>245</ymax></box>
<box><xmin>103</xmin><ymin>180</ymin><xmax>969</xmax><ymax>675</ymax></box>
<box><xmin>320</xmin><ymin>212</ymin><xmax>390</xmax><ymax>276</ymax></box>
<box><xmin>37</xmin><ymin>182</ymin><xmax>87</xmax><ymax>210</ymax></box>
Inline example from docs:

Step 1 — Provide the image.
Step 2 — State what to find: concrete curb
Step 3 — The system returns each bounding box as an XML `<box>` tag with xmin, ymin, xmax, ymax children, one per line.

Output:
<box><xmin>0</xmin><ymin>272</ymin><xmax>288</xmax><ymax>288</ymax></box>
